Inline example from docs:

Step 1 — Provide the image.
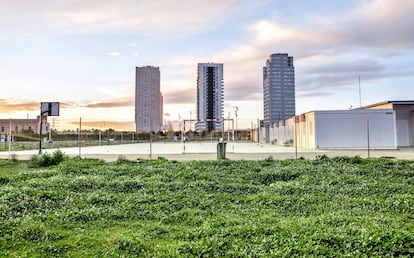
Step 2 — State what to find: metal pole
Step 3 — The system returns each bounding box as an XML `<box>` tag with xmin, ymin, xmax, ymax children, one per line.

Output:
<box><xmin>227</xmin><ymin>112</ymin><xmax>230</xmax><ymax>141</ymax></box>
<box><xmin>149</xmin><ymin>116</ymin><xmax>152</xmax><ymax>159</ymax></box>
<box><xmin>178</xmin><ymin>115</ymin><xmax>183</xmax><ymax>152</ymax></box>
<box><xmin>8</xmin><ymin>118</ymin><xmax>11</xmax><ymax>160</ymax></box>
<box><xmin>221</xmin><ymin>118</ymin><xmax>225</xmax><ymax>143</ymax></box>
<box><xmin>251</xmin><ymin>122</ymin><xmax>253</xmax><ymax>142</ymax></box>
<box><xmin>366</xmin><ymin>116</ymin><xmax>370</xmax><ymax>158</ymax></box>
<box><xmin>235</xmin><ymin>106</ymin><xmax>238</xmax><ymax>142</ymax></box>
<box><xmin>295</xmin><ymin>117</ymin><xmax>298</xmax><ymax>159</ymax></box>
<box><xmin>49</xmin><ymin>122</ymin><xmax>52</xmax><ymax>142</ymax></box>
<box><xmin>189</xmin><ymin>111</ymin><xmax>192</xmax><ymax>140</ymax></box>
<box><xmin>79</xmin><ymin>117</ymin><xmax>81</xmax><ymax>158</ymax></box>
<box><xmin>359</xmin><ymin>75</ymin><xmax>362</xmax><ymax>107</ymax></box>
<box><xmin>183</xmin><ymin>120</ymin><xmax>186</xmax><ymax>154</ymax></box>
<box><xmin>39</xmin><ymin>111</ymin><xmax>43</xmax><ymax>154</ymax></box>
<box><xmin>231</xmin><ymin>119</ymin><xmax>234</xmax><ymax>153</ymax></box>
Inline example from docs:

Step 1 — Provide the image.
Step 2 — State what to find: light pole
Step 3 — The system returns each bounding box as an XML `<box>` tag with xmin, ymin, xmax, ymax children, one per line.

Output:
<box><xmin>178</xmin><ymin>114</ymin><xmax>182</xmax><ymax>147</ymax></box>
<box><xmin>227</xmin><ymin>112</ymin><xmax>231</xmax><ymax>141</ymax></box>
<box><xmin>149</xmin><ymin>115</ymin><xmax>152</xmax><ymax>159</ymax></box>
<box><xmin>8</xmin><ymin>118</ymin><xmax>12</xmax><ymax>160</ymax></box>
<box><xmin>189</xmin><ymin>111</ymin><xmax>192</xmax><ymax>139</ymax></box>
<box><xmin>234</xmin><ymin>106</ymin><xmax>238</xmax><ymax>142</ymax></box>
<box><xmin>79</xmin><ymin>117</ymin><xmax>81</xmax><ymax>158</ymax></box>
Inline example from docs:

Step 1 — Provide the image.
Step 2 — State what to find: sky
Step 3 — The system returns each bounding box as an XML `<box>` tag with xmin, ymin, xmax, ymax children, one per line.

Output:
<box><xmin>1</xmin><ymin>0</ymin><xmax>414</xmax><ymax>131</ymax></box>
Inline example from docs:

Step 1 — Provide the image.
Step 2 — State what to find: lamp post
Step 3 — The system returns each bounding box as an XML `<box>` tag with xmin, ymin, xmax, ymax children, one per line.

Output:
<box><xmin>8</xmin><ymin>118</ymin><xmax>12</xmax><ymax>160</ymax></box>
<box><xmin>39</xmin><ymin>112</ymin><xmax>47</xmax><ymax>154</ymax></box>
<box><xmin>149</xmin><ymin>115</ymin><xmax>152</xmax><ymax>159</ymax></box>
<box><xmin>79</xmin><ymin>117</ymin><xmax>81</xmax><ymax>158</ymax></box>
<box><xmin>234</xmin><ymin>106</ymin><xmax>238</xmax><ymax>142</ymax></box>
<box><xmin>178</xmin><ymin>114</ymin><xmax>183</xmax><ymax>152</ymax></box>
<box><xmin>189</xmin><ymin>111</ymin><xmax>192</xmax><ymax>129</ymax></box>
<box><xmin>227</xmin><ymin>112</ymin><xmax>231</xmax><ymax>141</ymax></box>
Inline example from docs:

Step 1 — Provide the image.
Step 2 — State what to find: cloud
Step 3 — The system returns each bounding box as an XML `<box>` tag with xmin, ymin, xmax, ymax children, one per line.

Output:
<box><xmin>66</xmin><ymin>120</ymin><xmax>135</xmax><ymax>131</ymax></box>
<box><xmin>81</xmin><ymin>97</ymin><xmax>134</xmax><ymax>108</ymax></box>
<box><xmin>250</xmin><ymin>20</ymin><xmax>341</xmax><ymax>49</ymax></box>
<box><xmin>0</xmin><ymin>99</ymin><xmax>78</xmax><ymax>113</ymax></box>
<box><xmin>106</xmin><ymin>52</ymin><xmax>121</xmax><ymax>56</ymax></box>
<box><xmin>0</xmin><ymin>97</ymin><xmax>134</xmax><ymax>117</ymax></box>
<box><xmin>0</xmin><ymin>99</ymin><xmax>39</xmax><ymax>112</ymax></box>
<box><xmin>339</xmin><ymin>0</ymin><xmax>414</xmax><ymax>49</ymax></box>
<box><xmin>163</xmin><ymin>87</ymin><xmax>195</xmax><ymax>104</ymax></box>
<box><xmin>0</xmin><ymin>0</ymin><xmax>236</xmax><ymax>33</ymax></box>
<box><xmin>189</xmin><ymin>0</ymin><xmax>414</xmax><ymax>103</ymax></box>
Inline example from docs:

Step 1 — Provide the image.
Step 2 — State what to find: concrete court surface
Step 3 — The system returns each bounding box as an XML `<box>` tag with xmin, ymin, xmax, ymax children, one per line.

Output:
<box><xmin>1</xmin><ymin>142</ymin><xmax>414</xmax><ymax>161</ymax></box>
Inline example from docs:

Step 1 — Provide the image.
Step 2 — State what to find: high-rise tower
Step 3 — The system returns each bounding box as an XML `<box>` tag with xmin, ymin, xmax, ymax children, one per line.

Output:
<box><xmin>263</xmin><ymin>53</ymin><xmax>295</xmax><ymax>125</ymax></box>
<box><xmin>196</xmin><ymin>63</ymin><xmax>224</xmax><ymax>132</ymax></box>
<box><xmin>135</xmin><ymin>66</ymin><xmax>162</xmax><ymax>133</ymax></box>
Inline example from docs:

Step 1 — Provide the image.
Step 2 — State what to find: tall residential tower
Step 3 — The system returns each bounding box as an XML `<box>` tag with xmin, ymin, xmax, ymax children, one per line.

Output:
<box><xmin>263</xmin><ymin>53</ymin><xmax>295</xmax><ymax>125</ymax></box>
<box><xmin>196</xmin><ymin>63</ymin><xmax>224</xmax><ymax>132</ymax></box>
<box><xmin>135</xmin><ymin>66</ymin><xmax>163</xmax><ymax>133</ymax></box>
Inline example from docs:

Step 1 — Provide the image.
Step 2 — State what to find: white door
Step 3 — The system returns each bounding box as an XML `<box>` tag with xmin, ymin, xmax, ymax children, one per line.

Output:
<box><xmin>396</xmin><ymin>120</ymin><xmax>409</xmax><ymax>147</ymax></box>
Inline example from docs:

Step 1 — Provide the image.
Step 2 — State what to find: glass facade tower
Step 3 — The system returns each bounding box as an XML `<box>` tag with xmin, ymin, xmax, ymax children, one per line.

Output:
<box><xmin>263</xmin><ymin>53</ymin><xmax>295</xmax><ymax>125</ymax></box>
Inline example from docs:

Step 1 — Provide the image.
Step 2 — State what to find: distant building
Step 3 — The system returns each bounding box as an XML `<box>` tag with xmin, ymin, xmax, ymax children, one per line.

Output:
<box><xmin>263</xmin><ymin>53</ymin><xmax>295</xmax><ymax>126</ymax></box>
<box><xmin>196</xmin><ymin>63</ymin><xmax>224</xmax><ymax>132</ymax></box>
<box><xmin>135</xmin><ymin>66</ymin><xmax>163</xmax><ymax>133</ymax></box>
<box><xmin>0</xmin><ymin>116</ymin><xmax>50</xmax><ymax>141</ymax></box>
<box><xmin>259</xmin><ymin>100</ymin><xmax>414</xmax><ymax>148</ymax></box>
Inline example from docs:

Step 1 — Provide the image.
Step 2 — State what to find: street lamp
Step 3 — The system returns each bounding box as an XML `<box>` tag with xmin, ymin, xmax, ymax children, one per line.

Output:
<box><xmin>189</xmin><ymin>111</ymin><xmax>192</xmax><ymax>138</ymax></box>
<box><xmin>234</xmin><ymin>106</ymin><xmax>238</xmax><ymax>141</ymax></box>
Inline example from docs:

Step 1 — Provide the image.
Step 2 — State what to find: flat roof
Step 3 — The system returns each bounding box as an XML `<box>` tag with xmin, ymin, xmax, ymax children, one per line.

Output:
<box><xmin>361</xmin><ymin>100</ymin><xmax>414</xmax><ymax>109</ymax></box>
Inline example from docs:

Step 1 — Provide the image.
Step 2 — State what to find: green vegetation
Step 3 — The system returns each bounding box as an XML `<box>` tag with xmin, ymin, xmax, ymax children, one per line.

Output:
<box><xmin>28</xmin><ymin>150</ymin><xmax>66</xmax><ymax>168</ymax></box>
<box><xmin>0</xmin><ymin>156</ymin><xmax>413</xmax><ymax>256</ymax></box>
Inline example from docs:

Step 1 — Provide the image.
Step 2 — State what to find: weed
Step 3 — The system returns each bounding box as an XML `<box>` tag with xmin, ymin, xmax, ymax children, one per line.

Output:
<box><xmin>28</xmin><ymin>150</ymin><xmax>66</xmax><ymax>168</ymax></box>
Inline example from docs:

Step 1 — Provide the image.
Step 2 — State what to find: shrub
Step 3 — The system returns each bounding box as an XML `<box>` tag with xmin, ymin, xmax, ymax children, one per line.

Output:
<box><xmin>28</xmin><ymin>150</ymin><xmax>66</xmax><ymax>168</ymax></box>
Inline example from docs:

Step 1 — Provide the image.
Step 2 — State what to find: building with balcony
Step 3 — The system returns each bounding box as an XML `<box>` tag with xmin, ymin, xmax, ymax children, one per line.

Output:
<box><xmin>196</xmin><ymin>63</ymin><xmax>224</xmax><ymax>132</ymax></box>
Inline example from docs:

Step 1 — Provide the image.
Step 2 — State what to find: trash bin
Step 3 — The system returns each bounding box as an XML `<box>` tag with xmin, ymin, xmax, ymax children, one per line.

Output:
<box><xmin>217</xmin><ymin>142</ymin><xmax>227</xmax><ymax>159</ymax></box>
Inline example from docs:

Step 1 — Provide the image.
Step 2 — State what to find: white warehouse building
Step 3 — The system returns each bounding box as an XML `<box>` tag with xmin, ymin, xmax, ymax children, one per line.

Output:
<box><xmin>260</xmin><ymin>101</ymin><xmax>414</xmax><ymax>149</ymax></box>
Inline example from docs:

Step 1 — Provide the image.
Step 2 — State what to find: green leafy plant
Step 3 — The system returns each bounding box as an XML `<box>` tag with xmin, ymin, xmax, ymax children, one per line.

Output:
<box><xmin>28</xmin><ymin>150</ymin><xmax>66</xmax><ymax>168</ymax></box>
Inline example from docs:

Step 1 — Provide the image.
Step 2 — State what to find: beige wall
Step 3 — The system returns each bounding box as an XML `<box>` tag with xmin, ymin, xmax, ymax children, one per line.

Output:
<box><xmin>0</xmin><ymin>117</ymin><xmax>50</xmax><ymax>134</ymax></box>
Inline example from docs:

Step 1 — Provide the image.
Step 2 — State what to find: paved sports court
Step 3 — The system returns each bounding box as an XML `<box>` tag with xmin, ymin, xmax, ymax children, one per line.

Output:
<box><xmin>1</xmin><ymin>142</ymin><xmax>414</xmax><ymax>161</ymax></box>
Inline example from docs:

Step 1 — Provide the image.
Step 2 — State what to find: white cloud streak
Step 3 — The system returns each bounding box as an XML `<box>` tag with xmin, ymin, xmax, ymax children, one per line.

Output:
<box><xmin>106</xmin><ymin>52</ymin><xmax>121</xmax><ymax>56</ymax></box>
<box><xmin>0</xmin><ymin>0</ymin><xmax>236</xmax><ymax>33</ymax></box>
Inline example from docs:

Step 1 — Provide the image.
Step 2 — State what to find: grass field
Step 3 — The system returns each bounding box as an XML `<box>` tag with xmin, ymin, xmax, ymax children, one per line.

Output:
<box><xmin>0</xmin><ymin>155</ymin><xmax>413</xmax><ymax>257</ymax></box>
